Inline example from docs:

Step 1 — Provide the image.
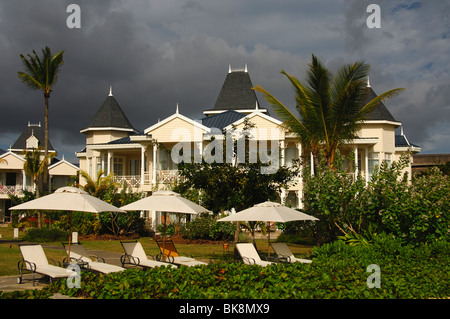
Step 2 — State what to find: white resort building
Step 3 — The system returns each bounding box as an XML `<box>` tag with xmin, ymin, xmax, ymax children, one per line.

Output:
<box><xmin>0</xmin><ymin>122</ymin><xmax>79</xmax><ymax>223</ymax></box>
<box><xmin>76</xmin><ymin>66</ymin><xmax>421</xmax><ymax>228</ymax></box>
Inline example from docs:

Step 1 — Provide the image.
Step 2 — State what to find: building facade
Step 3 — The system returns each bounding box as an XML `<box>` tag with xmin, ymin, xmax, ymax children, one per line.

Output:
<box><xmin>76</xmin><ymin>66</ymin><xmax>421</xmax><ymax>225</ymax></box>
<box><xmin>0</xmin><ymin>122</ymin><xmax>79</xmax><ymax>223</ymax></box>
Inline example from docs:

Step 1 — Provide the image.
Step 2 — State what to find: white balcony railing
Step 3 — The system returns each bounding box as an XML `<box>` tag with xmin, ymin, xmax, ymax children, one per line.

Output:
<box><xmin>0</xmin><ymin>185</ymin><xmax>33</xmax><ymax>196</ymax></box>
<box><xmin>113</xmin><ymin>174</ymin><xmax>150</xmax><ymax>188</ymax></box>
<box><xmin>157</xmin><ymin>170</ymin><xmax>183</xmax><ymax>184</ymax></box>
<box><xmin>113</xmin><ymin>171</ymin><xmax>184</xmax><ymax>188</ymax></box>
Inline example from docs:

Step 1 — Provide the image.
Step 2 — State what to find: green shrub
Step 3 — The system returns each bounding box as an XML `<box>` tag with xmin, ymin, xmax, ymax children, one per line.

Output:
<box><xmin>156</xmin><ymin>223</ymin><xmax>176</xmax><ymax>236</ymax></box>
<box><xmin>22</xmin><ymin>228</ymin><xmax>69</xmax><ymax>242</ymax></box>
<box><xmin>4</xmin><ymin>237</ymin><xmax>448</xmax><ymax>299</ymax></box>
<box><xmin>180</xmin><ymin>214</ymin><xmax>235</xmax><ymax>241</ymax></box>
<box><xmin>302</xmin><ymin>153</ymin><xmax>450</xmax><ymax>245</ymax></box>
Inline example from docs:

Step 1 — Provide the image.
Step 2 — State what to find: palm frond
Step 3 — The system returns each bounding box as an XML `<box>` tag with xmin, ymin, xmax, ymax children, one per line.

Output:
<box><xmin>359</xmin><ymin>88</ymin><xmax>405</xmax><ymax>116</ymax></box>
<box><xmin>17</xmin><ymin>47</ymin><xmax>64</xmax><ymax>95</ymax></box>
<box><xmin>252</xmin><ymin>84</ymin><xmax>311</xmax><ymax>141</ymax></box>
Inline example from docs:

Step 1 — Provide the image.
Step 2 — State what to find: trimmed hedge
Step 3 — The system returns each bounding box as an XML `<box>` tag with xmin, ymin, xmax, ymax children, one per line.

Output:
<box><xmin>22</xmin><ymin>228</ymin><xmax>69</xmax><ymax>242</ymax></box>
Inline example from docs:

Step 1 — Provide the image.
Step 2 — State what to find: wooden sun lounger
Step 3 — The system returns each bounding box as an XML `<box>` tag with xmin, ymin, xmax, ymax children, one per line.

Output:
<box><xmin>120</xmin><ymin>240</ymin><xmax>177</xmax><ymax>269</ymax></box>
<box><xmin>154</xmin><ymin>238</ymin><xmax>208</xmax><ymax>266</ymax></box>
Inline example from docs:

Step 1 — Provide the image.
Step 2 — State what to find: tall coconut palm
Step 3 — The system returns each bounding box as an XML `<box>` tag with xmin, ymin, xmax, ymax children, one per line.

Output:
<box><xmin>18</xmin><ymin>46</ymin><xmax>64</xmax><ymax>194</ymax></box>
<box><xmin>253</xmin><ymin>54</ymin><xmax>404</xmax><ymax>166</ymax></box>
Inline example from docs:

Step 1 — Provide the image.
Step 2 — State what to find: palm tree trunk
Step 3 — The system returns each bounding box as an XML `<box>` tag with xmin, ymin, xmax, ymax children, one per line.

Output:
<box><xmin>43</xmin><ymin>94</ymin><xmax>49</xmax><ymax>196</ymax></box>
<box><xmin>37</xmin><ymin>94</ymin><xmax>50</xmax><ymax>229</ymax></box>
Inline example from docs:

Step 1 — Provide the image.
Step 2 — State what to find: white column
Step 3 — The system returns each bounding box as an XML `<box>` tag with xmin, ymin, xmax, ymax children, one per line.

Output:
<box><xmin>280</xmin><ymin>141</ymin><xmax>285</xmax><ymax>167</ymax></box>
<box><xmin>296</xmin><ymin>190</ymin><xmax>302</xmax><ymax>209</ymax></box>
<box><xmin>152</xmin><ymin>144</ymin><xmax>157</xmax><ymax>185</ymax></box>
<box><xmin>141</xmin><ymin>146</ymin><xmax>145</xmax><ymax>186</ymax></box>
<box><xmin>107</xmin><ymin>152</ymin><xmax>112</xmax><ymax>175</ymax></box>
<box><xmin>355</xmin><ymin>147</ymin><xmax>359</xmax><ymax>176</ymax></box>
<box><xmin>280</xmin><ymin>189</ymin><xmax>286</xmax><ymax>205</ymax></box>
<box><xmin>92</xmin><ymin>156</ymin><xmax>97</xmax><ymax>177</ymax></box>
<box><xmin>365</xmin><ymin>147</ymin><xmax>369</xmax><ymax>183</ymax></box>
<box><xmin>21</xmin><ymin>170</ymin><xmax>26</xmax><ymax>190</ymax></box>
<box><xmin>310</xmin><ymin>152</ymin><xmax>314</xmax><ymax>176</ymax></box>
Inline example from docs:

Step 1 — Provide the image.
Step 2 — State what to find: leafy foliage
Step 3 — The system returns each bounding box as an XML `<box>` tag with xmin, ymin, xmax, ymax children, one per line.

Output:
<box><xmin>78</xmin><ymin>171</ymin><xmax>147</xmax><ymax>236</ymax></box>
<box><xmin>3</xmin><ymin>237</ymin><xmax>448</xmax><ymax>299</ymax></box>
<box><xmin>253</xmin><ymin>54</ymin><xmax>404</xmax><ymax>166</ymax></box>
<box><xmin>22</xmin><ymin>228</ymin><xmax>68</xmax><ymax>242</ymax></box>
<box><xmin>173</xmin><ymin>118</ymin><xmax>299</xmax><ymax>214</ymax></box>
<box><xmin>179</xmin><ymin>213</ymin><xmax>236</xmax><ymax>241</ymax></box>
<box><xmin>301</xmin><ymin>152</ymin><xmax>450</xmax><ymax>245</ymax></box>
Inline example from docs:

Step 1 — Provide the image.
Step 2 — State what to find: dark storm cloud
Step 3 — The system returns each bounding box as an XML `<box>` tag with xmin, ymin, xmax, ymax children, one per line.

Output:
<box><xmin>0</xmin><ymin>0</ymin><xmax>448</xmax><ymax>161</ymax></box>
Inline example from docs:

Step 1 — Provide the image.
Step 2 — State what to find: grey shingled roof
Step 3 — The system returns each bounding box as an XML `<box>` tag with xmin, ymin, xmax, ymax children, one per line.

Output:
<box><xmin>83</xmin><ymin>95</ymin><xmax>136</xmax><ymax>131</ymax></box>
<box><xmin>212</xmin><ymin>71</ymin><xmax>260</xmax><ymax>111</ymax></box>
<box><xmin>201</xmin><ymin>110</ymin><xmax>246</xmax><ymax>130</ymax></box>
<box><xmin>11</xmin><ymin>124</ymin><xmax>55</xmax><ymax>151</ymax></box>
<box><xmin>364</xmin><ymin>87</ymin><xmax>398</xmax><ymax>122</ymax></box>
<box><xmin>395</xmin><ymin>134</ymin><xmax>420</xmax><ymax>148</ymax></box>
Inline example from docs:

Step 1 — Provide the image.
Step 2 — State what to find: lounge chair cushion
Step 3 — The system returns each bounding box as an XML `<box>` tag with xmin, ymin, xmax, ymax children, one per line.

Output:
<box><xmin>19</xmin><ymin>244</ymin><xmax>76</xmax><ymax>280</ymax></box>
<box><xmin>121</xmin><ymin>241</ymin><xmax>178</xmax><ymax>268</ymax></box>
<box><xmin>64</xmin><ymin>243</ymin><xmax>126</xmax><ymax>274</ymax></box>
<box><xmin>236</xmin><ymin>243</ymin><xmax>274</xmax><ymax>267</ymax></box>
<box><xmin>271</xmin><ymin>243</ymin><xmax>312</xmax><ymax>264</ymax></box>
<box><xmin>69</xmin><ymin>251</ymin><xmax>125</xmax><ymax>273</ymax></box>
<box><xmin>33</xmin><ymin>264</ymin><xmax>75</xmax><ymax>278</ymax></box>
<box><xmin>20</xmin><ymin>245</ymin><xmax>49</xmax><ymax>267</ymax></box>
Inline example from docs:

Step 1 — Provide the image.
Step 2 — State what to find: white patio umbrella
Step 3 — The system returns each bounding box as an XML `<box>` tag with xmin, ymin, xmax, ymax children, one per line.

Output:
<box><xmin>10</xmin><ymin>186</ymin><xmax>126</xmax><ymax>260</ymax></box>
<box><xmin>121</xmin><ymin>190</ymin><xmax>211</xmax><ymax>215</ymax></box>
<box><xmin>218</xmin><ymin>201</ymin><xmax>319</xmax><ymax>257</ymax></box>
<box><xmin>120</xmin><ymin>190</ymin><xmax>211</xmax><ymax>254</ymax></box>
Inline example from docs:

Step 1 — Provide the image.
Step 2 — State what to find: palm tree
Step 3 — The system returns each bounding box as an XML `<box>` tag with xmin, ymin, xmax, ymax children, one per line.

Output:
<box><xmin>23</xmin><ymin>147</ymin><xmax>56</xmax><ymax>228</ymax></box>
<box><xmin>18</xmin><ymin>46</ymin><xmax>64</xmax><ymax>194</ymax></box>
<box><xmin>253</xmin><ymin>54</ymin><xmax>404</xmax><ymax>167</ymax></box>
<box><xmin>78</xmin><ymin>170</ymin><xmax>116</xmax><ymax>199</ymax></box>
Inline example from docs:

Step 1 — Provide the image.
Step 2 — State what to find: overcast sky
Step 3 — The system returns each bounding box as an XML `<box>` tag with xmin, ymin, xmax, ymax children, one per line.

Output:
<box><xmin>0</xmin><ymin>0</ymin><xmax>448</xmax><ymax>163</ymax></box>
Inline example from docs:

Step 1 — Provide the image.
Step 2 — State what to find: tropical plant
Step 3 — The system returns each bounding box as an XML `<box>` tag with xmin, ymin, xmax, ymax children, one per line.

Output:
<box><xmin>77</xmin><ymin>170</ymin><xmax>145</xmax><ymax>236</ymax></box>
<box><xmin>22</xmin><ymin>147</ymin><xmax>56</xmax><ymax>228</ymax></box>
<box><xmin>301</xmin><ymin>151</ymin><xmax>449</xmax><ymax>245</ymax></box>
<box><xmin>22</xmin><ymin>147</ymin><xmax>56</xmax><ymax>197</ymax></box>
<box><xmin>253</xmin><ymin>54</ymin><xmax>404</xmax><ymax>166</ymax></box>
<box><xmin>77</xmin><ymin>169</ymin><xmax>116</xmax><ymax>198</ymax></box>
<box><xmin>18</xmin><ymin>46</ymin><xmax>64</xmax><ymax>193</ymax></box>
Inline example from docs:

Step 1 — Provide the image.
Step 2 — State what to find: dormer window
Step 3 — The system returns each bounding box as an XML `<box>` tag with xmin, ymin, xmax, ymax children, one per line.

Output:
<box><xmin>26</xmin><ymin>133</ymin><xmax>39</xmax><ymax>149</ymax></box>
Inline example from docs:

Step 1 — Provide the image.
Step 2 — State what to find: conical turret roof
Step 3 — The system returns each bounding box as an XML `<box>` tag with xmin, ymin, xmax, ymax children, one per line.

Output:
<box><xmin>81</xmin><ymin>88</ymin><xmax>137</xmax><ymax>132</ymax></box>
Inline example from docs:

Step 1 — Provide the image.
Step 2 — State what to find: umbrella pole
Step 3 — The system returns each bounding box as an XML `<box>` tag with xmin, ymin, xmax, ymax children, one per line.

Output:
<box><xmin>162</xmin><ymin>212</ymin><xmax>167</xmax><ymax>259</ymax></box>
<box><xmin>267</xmin><ymin>221</ymin><xmax>270</xmax><ymax>258</ymax></box>
<box><xmin>67</xmin><ymin>211</ymin><xmax>72</xmax><ymax>264</ymax></box>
